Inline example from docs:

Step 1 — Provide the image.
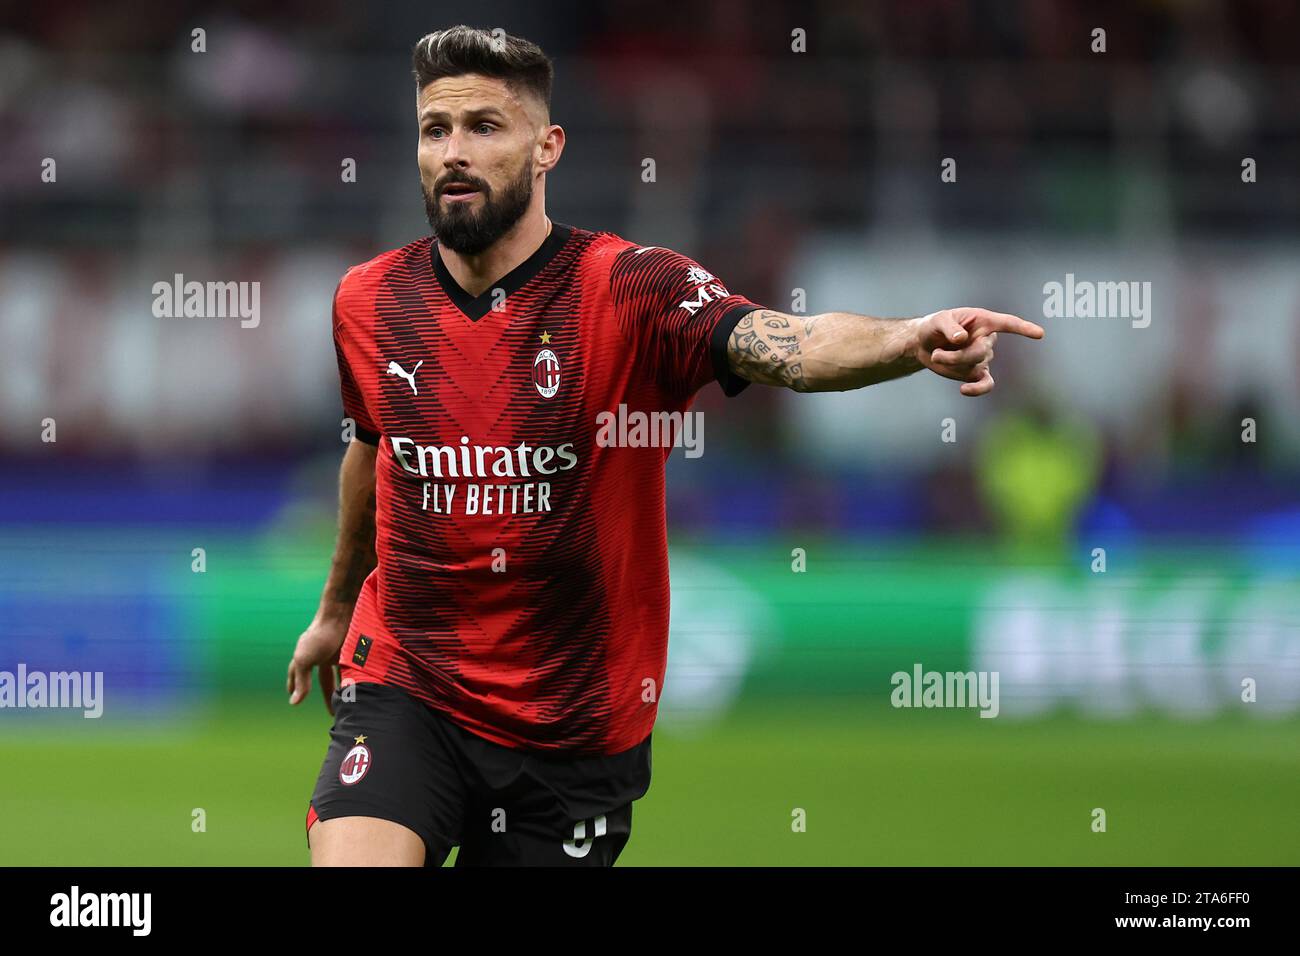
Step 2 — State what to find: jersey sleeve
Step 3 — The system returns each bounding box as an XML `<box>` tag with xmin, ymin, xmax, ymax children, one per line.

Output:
<box><xmin>609</xmin><ymin>244</ymin><xmax>764</xmax><ymax>400</ymax></box>
<box><xmin>331</xmin><ymin>278</ymin><xmax>380</xmax><ymax>445</ymax></box>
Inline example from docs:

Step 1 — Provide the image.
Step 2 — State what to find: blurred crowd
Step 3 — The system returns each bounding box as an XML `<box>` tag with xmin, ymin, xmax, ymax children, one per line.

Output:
<box><xmin>2</xmin><ymin>0</ymin><xmax>1296</xmax><ymax>244</ymax></box>
<box><xmin>1</xmin><ymin>1</ymin><xmax>1297</xmax><ymax>540</ymax></box>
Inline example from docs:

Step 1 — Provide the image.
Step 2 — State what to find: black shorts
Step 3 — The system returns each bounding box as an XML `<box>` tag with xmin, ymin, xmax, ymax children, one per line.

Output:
<box><xmin>306</xmin><ymin>681</ymin><xmax>652</xmax><ymax>866</ymax></box>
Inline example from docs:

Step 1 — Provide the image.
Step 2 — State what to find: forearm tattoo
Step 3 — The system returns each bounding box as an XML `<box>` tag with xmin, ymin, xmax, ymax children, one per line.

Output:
<box><xmin>726</xmin><ymin>309</ymin><xmax>923</xmax><ymax>392</ymax></box>
<box><xmin>726</xmin><ymin>309</ymin><xmax>815</xmax><ymax>391</ymax></box>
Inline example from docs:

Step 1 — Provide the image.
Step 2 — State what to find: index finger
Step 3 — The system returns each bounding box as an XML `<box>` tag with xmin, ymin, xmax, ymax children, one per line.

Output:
<box><xmin>970</xmin><ymin>310</ymin><xmax>1044</xmax><ymax>339</ymax></box>
<box><xmin>288</xmin><ymin>660</ymin><xmax>312</xmax><ymax>706</ymax></box>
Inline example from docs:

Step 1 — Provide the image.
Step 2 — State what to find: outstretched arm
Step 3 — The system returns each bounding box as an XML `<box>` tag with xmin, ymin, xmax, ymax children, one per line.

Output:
<box><xmin>725</xmin><ymin>307</ymin><xmax>1044</xmax><ymax>396</ymax></box>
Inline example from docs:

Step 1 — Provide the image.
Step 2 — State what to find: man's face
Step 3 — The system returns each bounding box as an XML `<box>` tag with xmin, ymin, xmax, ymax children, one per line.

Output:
<box><xmin>417</xmin><ymin>74</ymin><xmax>542</xmax><ymax>255</ymax></box>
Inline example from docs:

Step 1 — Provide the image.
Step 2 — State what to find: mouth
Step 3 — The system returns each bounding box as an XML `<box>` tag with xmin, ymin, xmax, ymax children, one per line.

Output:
<box><xmin>440</xmin><ymin>183</ymin><xmax>481</xmax><ymax>202</ymax></box>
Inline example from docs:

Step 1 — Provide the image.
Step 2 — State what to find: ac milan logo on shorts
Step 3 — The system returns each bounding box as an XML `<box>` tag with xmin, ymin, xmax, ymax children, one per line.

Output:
<box><xmin>533</xmin><ymin>348</ymin><xmax>561</xmax><ymax>399</ymax></box>
<box><xmin>339</xmin><ymin>744</ymin><xmax>372</xmax><ymax>785</ymax></box>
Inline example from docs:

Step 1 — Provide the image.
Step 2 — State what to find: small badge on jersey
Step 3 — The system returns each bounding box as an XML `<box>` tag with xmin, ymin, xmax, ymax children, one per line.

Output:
<box><xmin>352</xmin><ymin>635</ymin><xmax>372</xmax><ymax>667</ymax></box>
<box><xmin>340</xmin><ymin>738</ymin><xmax>372</xmax><ymax>786</ymax></box>
<box><xmin>533</xmin><ymin>348</ymin><xmax>561</xmax><ymax>399</ymax></box>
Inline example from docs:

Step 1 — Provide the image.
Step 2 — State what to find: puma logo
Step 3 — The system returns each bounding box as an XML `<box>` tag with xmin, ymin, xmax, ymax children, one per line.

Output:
<box><xmin>386</xmin><ymin>360</ymin><xmax>423</xmax><ymax>395</ymax></box>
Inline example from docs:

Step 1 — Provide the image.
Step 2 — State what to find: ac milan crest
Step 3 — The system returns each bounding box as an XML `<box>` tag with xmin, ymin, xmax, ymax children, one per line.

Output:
<box><xmin>339</xmin><ymin>744</ymin><xmax>372</xmax><ymax>785</ymax></box>
<box><xmin>533</xmin><ymin>348</ymin><xmax>561</xmax><ymax>399</ymax></box>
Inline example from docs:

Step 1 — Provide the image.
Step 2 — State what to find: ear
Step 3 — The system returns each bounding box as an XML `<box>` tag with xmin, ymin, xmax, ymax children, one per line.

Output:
<box><xmin>537</xmin><ymin>124</ymin><xmax>565</xmax><ymax>172</ymax></box>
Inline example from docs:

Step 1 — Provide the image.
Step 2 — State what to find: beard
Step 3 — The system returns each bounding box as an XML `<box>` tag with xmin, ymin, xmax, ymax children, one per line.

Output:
<box><xmin>422</xmin><ymin>157</ymin><xmax>534</xmax><ymax>256</ymax></box>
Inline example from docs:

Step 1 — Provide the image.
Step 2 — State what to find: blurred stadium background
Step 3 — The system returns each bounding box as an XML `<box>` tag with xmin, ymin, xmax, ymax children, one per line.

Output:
<box><xmin>1</xmin><ymin>1</ymin><xmax>1298</xmax><ymax>865</ymax></box>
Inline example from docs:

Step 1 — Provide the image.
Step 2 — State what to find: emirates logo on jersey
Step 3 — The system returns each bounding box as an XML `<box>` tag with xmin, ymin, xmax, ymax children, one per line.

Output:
<box><xmin>533</xmin><ymin>348</ymin><xmax>561</xmax><ymax>399</ymax></box>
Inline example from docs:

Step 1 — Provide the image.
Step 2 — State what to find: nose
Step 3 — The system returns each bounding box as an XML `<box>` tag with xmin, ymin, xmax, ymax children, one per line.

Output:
<box><xmin>441</xmin><ymin>129</ymin><xmax>470</xmax><ymax>172</ymax></box>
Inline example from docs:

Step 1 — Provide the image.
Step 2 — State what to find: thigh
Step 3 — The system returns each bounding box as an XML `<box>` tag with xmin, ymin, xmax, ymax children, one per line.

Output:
<box><xmin>306</xmin><ymin>681</ymin><xmax>466</xmax><ymax>867</ymax></box>
<box><xmin>308</xmin><ymin>815</ymin><xmax>426</xmax><ymax>867</ymax></box>
<box><xmin>456</xmin><ymin>799</ymin><xmax>634</xmax><ymax>867</ymax></box>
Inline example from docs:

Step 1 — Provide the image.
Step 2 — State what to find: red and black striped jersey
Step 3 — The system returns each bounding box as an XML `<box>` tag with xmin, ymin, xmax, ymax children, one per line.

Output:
<box><xmin>331</xmin><ymin>221</ymin><xmax>762</xmax><ymax>755</ymax></box>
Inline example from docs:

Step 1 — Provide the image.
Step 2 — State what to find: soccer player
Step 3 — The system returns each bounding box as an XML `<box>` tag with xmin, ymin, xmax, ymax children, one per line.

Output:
<box><xmin>287</xmin><ymin>25</ymin><xmax>1044</xmax><ymax>867</ymax></box>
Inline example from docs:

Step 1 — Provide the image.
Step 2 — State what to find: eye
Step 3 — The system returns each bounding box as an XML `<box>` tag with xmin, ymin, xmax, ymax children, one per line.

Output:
<box><xmin>474</xmin><ymin>122</ymin><xmax>495</xmax><ymax>134</ymax></box>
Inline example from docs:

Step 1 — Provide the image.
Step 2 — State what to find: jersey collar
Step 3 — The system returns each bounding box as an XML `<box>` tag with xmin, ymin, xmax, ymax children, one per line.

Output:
<box><xmin>430</xmin><ymin>221</ymin><xmax>573</xmax><ymax>322</ymax></box>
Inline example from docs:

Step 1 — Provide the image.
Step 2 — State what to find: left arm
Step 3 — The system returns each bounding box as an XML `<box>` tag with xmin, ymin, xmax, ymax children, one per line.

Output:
<box><xmin>725</xmin><ymin>307</ymin><xmax>1044</xmax><ymax>396</ymax></box>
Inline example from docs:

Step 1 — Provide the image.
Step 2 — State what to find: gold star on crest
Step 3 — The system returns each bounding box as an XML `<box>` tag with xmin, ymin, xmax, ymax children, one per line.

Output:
<box><xmin>539</xmin><ymin>330</ymin><xmax>552</xmax><ymax>344</ymax></box>
<box><xmin>354</xmin><ymin>735</ymin><xmax>367</xmax><ymax>744</ymax></box>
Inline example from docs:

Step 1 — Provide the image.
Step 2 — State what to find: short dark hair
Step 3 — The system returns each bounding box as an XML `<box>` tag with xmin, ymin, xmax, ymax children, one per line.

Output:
<box><xmin>412</xmin><ymin>26</ymin><xmax>553</xmax><ymax>119</ymax></box>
